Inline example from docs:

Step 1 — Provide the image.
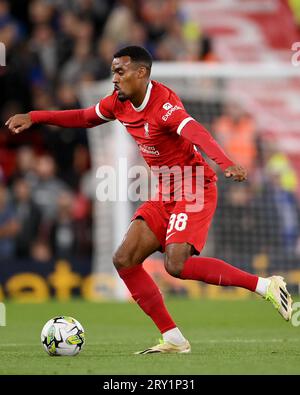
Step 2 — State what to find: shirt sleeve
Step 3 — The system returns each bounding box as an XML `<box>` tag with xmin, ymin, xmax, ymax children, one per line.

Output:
<box><xmin>180</xmin><ymin>119</ymin><xmax>235</xmax><ymax>171</ymax></box>
<box><xmin>156</xmin><ymin>92</ymin><xmax>234</xmax><ymax>171</ymax></box>
<box><xmin>95</xmin><ymin>93</ymin><xmax>116</xmax><ymax>122</ymax></box>
<box><xmin>30</xmin><ymin>106</ymin><xmax>106</xmax><ymax>128</ymax></box>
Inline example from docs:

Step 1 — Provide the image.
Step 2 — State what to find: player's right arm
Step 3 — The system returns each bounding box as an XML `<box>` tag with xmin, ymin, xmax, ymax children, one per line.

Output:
<box><xmin>5</xmin><ymin>94</ymin><xmax>116</xmax><ymax>134</ymax></box>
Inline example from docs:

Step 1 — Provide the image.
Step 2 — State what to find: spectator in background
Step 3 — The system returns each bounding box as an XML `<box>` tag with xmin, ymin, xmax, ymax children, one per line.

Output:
<box><xmin>251</xmin><ymin>180</ymin><xmax>284</xmax><ymax>261</ymax></box>
<box><xmin>265</xmin><ymin>151</ymin><xmax>298</xmax><ymax>193</ymax></box>
<box><xmin>138</xmin><ymin>0</ymin><xmax>177</xmax><ymax>48</ymax></box>
<box><xmin>60</xmin><ymin>38</ymin><xmax>98</xmax><ymax>84</ymax></box>
<box><xmin>0</xmin><ymin>182</ymin><xmax>19</xmax><ymax>259</ymax></box>
<box><xmin>42</xmin><ymin>83</ymin><xmax>88</xmax><ymax>173</ymax></box>
<box><xmin>30</xmin><ymin>238</ymin><xmax>52</xmax><ymax>262</ymax></box>
<box><xmin>56</xmin><ymin>11</ymin><xmax>78</xmax><ymax>68</ymax></box>
<box><xmin>63</xmin><ymin>144</ymin><xmax>90</xmax><ymax>190</ymax></box>
<box><xmin>50</xmin><ymin>190</ymin><xmax>91</xmax><ymax>259</ymax></box>
<box><xmin>213</xmin><ymin>103</ymin><xmax>258</xmax><ymax>173</ymax></box>
<box><xmin>214</xmin><ymin>182</ymin><xmax>257</xmax><ymax>269</ymax></box>
<box><xmin>12</xmin><ymin>177</ymin><xmax>41</xmax><ymax>259</ymax></box>
<box><xmin>265</xmin><ymin>160</ymin><xmax>300</xmax><ymax>256</ymax></box>
<box><xmin>252</xmin><ymin>140</ymin><xmax>300</xmax><ymax>261</ymax></box>
<box><xmin>0</xmin><ymin>0</ymin><xmax>23</xmax><ymax>46</ymax></box>
<box><xmin>73</xmin><ymin>16</ymin><xmax>95</xmax><ymax>42</ymax></box>
<box><xmin>0</xmin><ymin>0</ymin><xmax>31</xmax><ymax>114</ymax></box>
<box><xmin>31</xmin><ymin>86</ymin><xmax>55</xmax><ymax>111</ymax></box>
<box><xmin>155</xmin><ymin>18</ymin><xmax>188</xmax><ymax>61</ymax></box>
<box><xmin>29</xmin><ymin>23</ymin><xmax>58</xmax><ymax>82</ymax></box>
<box><xmin>50</xmin><ymin>191</ymin><xmax>76</xmax><ymax>259</ymax></box>
<box><xmin>56</xmin><ymin>82</ymin><xmax>81</xmax><ymax>110</ymax></box>
<box><xmin>28</xmin><ymin>0</ymin><xmax>54</xmax><ymax>26</ymax></box>
<box><xmin>47</xmin><ymin>0</ymin><xmax>114</xmax><ymax>37</ymax></box>
<box><xmin>127</xmin><ymin>21</ymin><xmax>150</xmax><ymax>50</ymax></box>
<box><xmin>103</xmin><ymin>0</ymin><xmax>136</xmax><ymax>47</ymax></box>
<box><xmin>27</xmin><ymin>2</ymin><xmax>57</xmax><ymax>85</ymax></box>
<box><xmin>198</xmin><ymin>34</ymin><xmax>217</xmax><ymax>62</ymax></box>
<box><xmin>31</xmin><ymin>155</ymin><xmax>69</xmax><ymax>236</ymax></box>
<box><xmin>10</xmin><ymin>146</ymin><xmax>37</xmax><ymax>187</ymax></box>
<box><xmin>94</xmin><ymin>36</ymin><xmax>117</xmax><ymax>81</ymax></box>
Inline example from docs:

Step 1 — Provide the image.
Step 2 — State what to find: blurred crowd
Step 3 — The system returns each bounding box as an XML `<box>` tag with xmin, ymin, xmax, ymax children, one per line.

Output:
<box><xmin>0</xmin><ymin>146</ymin><xmax>92</xmax><ymax>261</ymax></box>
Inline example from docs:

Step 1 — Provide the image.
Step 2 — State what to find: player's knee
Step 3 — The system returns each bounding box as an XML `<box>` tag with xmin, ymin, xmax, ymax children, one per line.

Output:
<box><xmin>165</xmin><ymin>244</ymin><xmax>192</xmax><ymax>278</ymax></box>
<box><xmin>164</xmin><ymin>256</ymin><xmax>185</xmax><ymax>278</ymax></box>
<box><xmin>113</xmin><ymin>251</ymin><xmax>134</xmax><ymax>270</ymax></box>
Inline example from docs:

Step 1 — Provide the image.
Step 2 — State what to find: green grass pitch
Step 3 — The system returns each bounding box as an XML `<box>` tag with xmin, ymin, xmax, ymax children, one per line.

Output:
<box><xmin>0</xmin><ymin>297</ymin><xmax>299</xmax><ymax>375</ymax></box>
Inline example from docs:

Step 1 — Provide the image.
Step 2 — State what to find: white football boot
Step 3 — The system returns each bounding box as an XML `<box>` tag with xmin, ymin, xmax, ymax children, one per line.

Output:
<box><xmin>265</xmin><ymin>276</ymin><xmax>292</xmax><ymax>321</ymax></box>
<box><xmin>135</xmin><ymin>339</ymin><xmax>191</xmax><ymax>354</ymax></box>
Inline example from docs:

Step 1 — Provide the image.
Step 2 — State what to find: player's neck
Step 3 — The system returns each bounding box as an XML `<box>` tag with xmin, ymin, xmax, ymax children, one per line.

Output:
<box><xmin>130</xmin><ymin>81</ymin><xmax>150</xmax><ymax>108</ymax></box>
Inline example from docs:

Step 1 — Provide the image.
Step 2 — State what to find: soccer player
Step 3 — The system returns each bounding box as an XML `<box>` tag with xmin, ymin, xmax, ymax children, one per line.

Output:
<box><xmin>6</xmin><ymin>46</ymin><xmax>292</xmax><ymax>354</ymax></box>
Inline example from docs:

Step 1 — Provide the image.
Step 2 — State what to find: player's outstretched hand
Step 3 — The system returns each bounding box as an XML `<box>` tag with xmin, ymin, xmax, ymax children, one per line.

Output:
<box><xmin>5</xmin><ymin>113</ymin><xmax>32</xmax><ymax>134</ymax></box>
<box><xmin>224</xmin><ymin>164</ymin><xmax>247</xmax><ymax>182</ymax></box>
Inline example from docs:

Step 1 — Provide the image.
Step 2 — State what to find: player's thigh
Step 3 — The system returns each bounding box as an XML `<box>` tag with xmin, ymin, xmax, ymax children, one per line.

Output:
<box><xmin>113</xmin><ymin>219</ymin><xmax>161</xmax><ymax>269</ymax></box>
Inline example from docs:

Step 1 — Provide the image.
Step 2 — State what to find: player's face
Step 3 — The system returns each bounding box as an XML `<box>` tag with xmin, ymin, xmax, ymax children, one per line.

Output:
<box><xmin>111</xmin><ymin>56</ymin><xmax>144</xmax><ymax>102</ymax></box>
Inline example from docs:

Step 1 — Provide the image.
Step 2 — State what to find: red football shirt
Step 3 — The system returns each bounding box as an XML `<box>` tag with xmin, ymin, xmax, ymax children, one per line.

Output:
<box><xmin>95</xmin><ymin>80</ymin><xmax>217</xmax><ymax>185</ymax></box>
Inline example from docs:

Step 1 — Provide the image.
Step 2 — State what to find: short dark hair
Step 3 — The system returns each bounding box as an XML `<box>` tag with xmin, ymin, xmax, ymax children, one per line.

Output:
<box><xmin>113</xmin><ymin>46</ymin><xmax>152</xmax><ymax>71</ymax></box>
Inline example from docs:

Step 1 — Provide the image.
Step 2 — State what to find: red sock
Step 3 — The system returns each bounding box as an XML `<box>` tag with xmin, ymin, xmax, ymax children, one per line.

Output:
<box><xmin>180</xmin><ymin>257</ymin><xmax>258</xmax><ymax>291</ymax></box>
<box><xmin>118</xmin><ymin>265</ymin><xmax>176</xmax><ymax>333</ymax></box>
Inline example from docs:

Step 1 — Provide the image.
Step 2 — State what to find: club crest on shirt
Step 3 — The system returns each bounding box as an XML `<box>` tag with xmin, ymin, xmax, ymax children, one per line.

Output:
<box><xmin>144</xmin><ymin>122</ymin><xmax>150</xmax><ymax>138</ymax></box>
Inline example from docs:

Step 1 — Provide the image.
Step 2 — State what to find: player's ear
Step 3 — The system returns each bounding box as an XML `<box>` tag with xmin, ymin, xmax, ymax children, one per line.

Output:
<box><xmin>137</xmin><ymin>66</ymin><xmax>148</xmax><ymax>79</ymax></box>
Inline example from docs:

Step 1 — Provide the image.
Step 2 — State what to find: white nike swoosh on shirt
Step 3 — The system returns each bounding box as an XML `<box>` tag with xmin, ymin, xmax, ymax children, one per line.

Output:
<box><xmin>166</xmin><ymin>232</ymin><xmax>176</xmax><ymax>241</ymax></box>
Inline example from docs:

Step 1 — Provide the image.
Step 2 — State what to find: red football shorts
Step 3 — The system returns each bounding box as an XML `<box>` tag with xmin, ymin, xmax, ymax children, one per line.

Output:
<box><xmin>131</xmin><ymin>182</ymin><xmax>218</xmax><ymax>254</ymax></box>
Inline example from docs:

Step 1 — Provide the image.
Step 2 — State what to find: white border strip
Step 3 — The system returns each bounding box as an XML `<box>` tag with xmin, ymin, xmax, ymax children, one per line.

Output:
<box><xmin>177</xmin><ymin>117</ymin><xmax>194</xmax><ymax>135</ymax></box>
<box><xmin>95</xmin><ymin>103</ymin><xmax>114</xmax><ymax>122</ymax></box>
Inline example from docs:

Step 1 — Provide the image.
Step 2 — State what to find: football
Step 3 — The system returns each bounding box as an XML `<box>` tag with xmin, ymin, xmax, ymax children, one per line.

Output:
<box><xmin>41</xmin><ymin>316</ymin><xmax>85</xmax><ymax>356</ymax></box>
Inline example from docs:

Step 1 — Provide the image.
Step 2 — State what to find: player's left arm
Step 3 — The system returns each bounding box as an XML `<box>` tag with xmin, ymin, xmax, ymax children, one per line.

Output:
<box><xmin>180</xmin><ymin>118</ymin><xmax>247</xmax><ymax>182</ymax></box>
<box><xmin>157</xmin><ymin>92</ymin><xmax>246</xmax><ymax>181</ymax></box>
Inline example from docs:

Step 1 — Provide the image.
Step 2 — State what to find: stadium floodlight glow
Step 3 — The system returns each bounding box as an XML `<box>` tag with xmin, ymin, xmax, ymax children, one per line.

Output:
<box><xmin>0</xmin><ymin>42</ymin><xmax>6</xmax><ymax>66</ymax></box>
